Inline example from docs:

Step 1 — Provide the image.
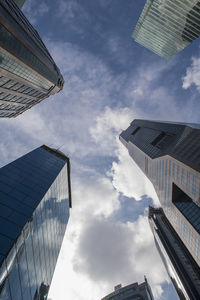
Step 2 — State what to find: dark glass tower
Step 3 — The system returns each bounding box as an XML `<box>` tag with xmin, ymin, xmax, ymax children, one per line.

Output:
<box><xmin>0</xmin><ymin>145</ymin><xmax>72</xmax><ymax>300</ymax></box>
<box><xmin>0</xmin><ymin>0</ymin><xmax>64</xmax><ymax>118</ymax></box>
<box><xmin>133</xmin><ymin>0</ymin><xmax>200</xmax><ymax>60</ymax></box>
<box><xmin>101</xmin><ymin>278</ymin><xmax>154</xmax><ymax>300</ymax></box>
<box><xmin>149</xmin><ymin>206</ymin><xmax>200</xmax><ymax>300</ymax></box>
<box><xmin>13</xmin><ymin>0</ymin><xmax>26</xmax><ymax>9</ymax></box>
<box><xmin>120</xmin><ymin>119</ymin><xmax>200</xmax><ymax>299</ymax></box>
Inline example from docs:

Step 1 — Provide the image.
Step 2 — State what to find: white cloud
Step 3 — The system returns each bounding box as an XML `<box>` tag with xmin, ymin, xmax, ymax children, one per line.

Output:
<box><xmin>109</xmin><ymin>142</ymin><xmax>160</xmax><ymax>205</ymax></box>
<box><xmin>22</xmin><ymin>0</ymin><xmax>49</xmax><ymax>25</ymax></box>
<box><xmin>182</xmin><ymin>56</ymin><xmax>200</xmax><ymax>91</ymax></box>
<box><xmin>0</xmin><ymin>35</ymin><xmax>181</xmax><ymax>300</ymax></box>
<box><xmin>71</xmin><ymin>215</ymin><xmax>168</xmax><ymax>300</ymax></box>
<box><xmin>90</xmin><ymin>106</ymin><xmax>133</xmax><ymax>156</ymax></box>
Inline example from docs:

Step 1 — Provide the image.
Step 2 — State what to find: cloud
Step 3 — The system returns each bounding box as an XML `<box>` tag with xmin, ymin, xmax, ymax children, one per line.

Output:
<box><xmin>72</xmin><ymin>215</ymin><xmax>168</xmax><ymax>299</ymax></box>
<box><xmin>90</xmin><ymin>106</ymin><xmax>133</xmax><ymax>156</ymax></box>
<box><xmin>56</xmin><ymin>0</ymin><xmax>90</xmax><ymax>33</ymax></box>
<box><xmin>182</xmin><ymin>56</ymin><xmax>200</xmax><ymax>91</ymax></box>
<box><xmin>108</xmin><ymin>142</ymin><xmax>160</xmax><ymax>205</ymax></box>
<box><xmin>0</xmin><ymin>34</ymin><xmax>181</xmax><ymax>300</ymax></box>
<box><xmin>22</xmin><ymin>0</ymin><xmax>49</xmax><ymax>25</ymax></box>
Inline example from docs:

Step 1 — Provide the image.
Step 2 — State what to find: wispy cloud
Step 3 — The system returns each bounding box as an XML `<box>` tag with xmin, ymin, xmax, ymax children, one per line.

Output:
<box><xmin>0</xmin><ymin>35</ymin><xmax>182</xmax><ymax>300</ymax></box>
<box><xmin>22</xmin><ymin>0</ymin><xmax>49</xmax><ymax>25</ymax></box>
<box><xmin>182</xmin><ymin>56</ymin><xmax>200</xmax><ymax>91</ymax></box>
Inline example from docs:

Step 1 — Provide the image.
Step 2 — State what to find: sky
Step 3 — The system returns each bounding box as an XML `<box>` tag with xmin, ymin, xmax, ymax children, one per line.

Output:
<box><xmin>2</xmin><ymin>0</ymin><xmax>200</xmax><ymax>299</ymax></box>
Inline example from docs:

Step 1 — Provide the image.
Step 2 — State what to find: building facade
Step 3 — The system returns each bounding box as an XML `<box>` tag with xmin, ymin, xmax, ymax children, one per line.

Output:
<box><xmin>149</xmin><ymin>206</ymin><xmax>200</xmax><ymax>300</ymax></box>
<box><xmin>0</xmin><ymin>145</ymin><xmax>72</xmax><ymax>300</ymax></box>
<box><xmin>101</xmin><ymin>278</ymin><xmax>154</xmax><ymax>300</ymax></box>
<box><xmin>0</xmin><ymin>0</ymin><xmax>64</xmax><ymax>117</ymax></box>
<box><xmin>13</xmin><ymin>0</ymin><xmax>26</xmax><ymax>9</ymax></box>
<box><xmin>133</xmin><ymin>0</ymin><xmax>200</xmax><ymax>60</ymax></box>
<box><xmin>120</xmin><ymin>120</ymin><xmax>200</xmax><ymax>298</ymax></box>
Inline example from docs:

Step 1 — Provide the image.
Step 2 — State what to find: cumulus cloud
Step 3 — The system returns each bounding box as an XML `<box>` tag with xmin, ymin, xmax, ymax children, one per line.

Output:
<box><xmin>182</xmin><ymin>56</ymin><xmax>200</xmax><ymax>91</ymax></box>
<box><xmin>0</xmin><ymin>33</ymin><xmax>180</xmax><ymax>300</ymax></box>
<box><xmin>72</xmin><ymin>215</ymin><xmax>168</xmax><ymax>299</ymax></box>
<box><xmin>109</xmin><ymin>142</ymin><xmax>160</xmax><ymax>205</ymax></box>
<box><xmin>90</xmin><ymin>106</ymin><xmax>133</xmax><ymax>155</ymax></box>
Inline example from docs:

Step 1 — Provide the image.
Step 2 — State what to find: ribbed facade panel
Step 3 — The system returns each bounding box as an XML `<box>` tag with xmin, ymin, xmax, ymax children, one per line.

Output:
<box><xmin>0</xmin><ymin>0</ymin><xmax>64</xmax><ymax>117</ymax></box>
<box><xmin>133</xmin><ymin>0</ymin><xmax>200</xmax><ymax>59</ymax></box>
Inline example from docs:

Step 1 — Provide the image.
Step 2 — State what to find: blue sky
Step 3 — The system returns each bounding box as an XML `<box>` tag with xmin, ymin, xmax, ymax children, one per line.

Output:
<box><xmin>1</xmin><ymin>0</ymin><xmax>200</xmax><ymax>299</ymax></box>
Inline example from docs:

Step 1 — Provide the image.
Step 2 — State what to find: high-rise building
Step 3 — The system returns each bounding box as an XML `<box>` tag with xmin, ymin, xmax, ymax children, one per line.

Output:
<box><xmin>13</xmin><ymin>0</ymin><xmax>26</xmax><ymax>9</ymax></box>
<box><xmin>149</xmin><ymin>206</ymin><xmax>200</xmax><ymax>300</ymax></box>
<box><xmin>0</xmin><ymin>0</ymin><xmax>64</xmax><ymax>118</ymax></box>
<box><xmin>120</xmin><ymin>120</ymin><xmax>200</xmax><ymax>298</ymax></box>
<box><xmin>0</xmin><ymin>145</ymin><xmax>72</xmax><ymax>300</ymax></box>
<box><xmin>133</xmin><ymin>0</ymin><xmax>200</xmax><ymax>60</ymax></box>
<box><xmin>101</xmin><ymin>277</ymin><xmax>154</xmax><ymax>300</ymax></box>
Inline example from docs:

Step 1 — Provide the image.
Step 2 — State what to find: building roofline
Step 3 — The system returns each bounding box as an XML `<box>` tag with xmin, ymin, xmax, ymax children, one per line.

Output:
<box><xmin>41</xmin><ymin>145</ymin><xmax>72</xmax><ymax>208</ymax></box>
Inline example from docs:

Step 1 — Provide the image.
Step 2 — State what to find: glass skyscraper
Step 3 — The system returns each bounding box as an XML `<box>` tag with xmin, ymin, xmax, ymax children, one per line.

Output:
<box><xmin>101</xmin><ymin>278</ymin><xmax>154</xmax><ymax>300</ymax></box>
<box><xmin>120</xmin><ymin>120</ymin><xmax>200</xmax><ymax>298</ymax></box>
<box><xmin>13</xmin><ymin>0</ymin><xmax>26</xmax><ymax>9</ymax></box>
<box><xmin>0</xmin><ymin>145</ymin><xmax>72</xmax><ymax>300</ymax></box>
<box><xmin>149</xmin><ymin>206</ymin><xmax>200</xmax><ymax>300</ymax></box>
<box><xmin>0</xmin><ymin>0</ymin><xmax>64</xmax><ymax>118</ymax></box>
<box><xmin>133</xmin><ymin>0</ymin><xmax>200</xmax><ymax>60</ymax></box>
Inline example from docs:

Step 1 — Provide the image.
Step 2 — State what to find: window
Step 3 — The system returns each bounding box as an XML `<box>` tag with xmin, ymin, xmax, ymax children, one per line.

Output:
<box><xmin>192</xmin><ymin>175</ymin><xmax>196</xmax><ymax>196</ymax></box>
<box><xmin>172</xmin><ymin>183</ymin><xmax>200</xmax><ymax>234</ymax></box>
<box><xmin>186</xmin><ymin>172</ymin><xmax>190</xmax><ymax>191</ymax></box>
<box><xmin>189</xmin><ymin>229</ymin><xmax>193</xmax><ymax>247</ymax></box>
<box><xmin>173</xmin><ymin>162</ymin><xmax>175</xmax><ymax>180</ymax></box>
<box><xmin>184</xmin><ymin>223</ymin><xmax>187</xmax><ymax>240</ymax></box>
<box><xmin>151</xmin><ymin>132</ymin><xmax>174</xmax><ymax>149</ymax></box>
<box><xmin>131</xmin><ymin>127</ymin><xmax>140</xmax><ymax>136</ymax></box>
<box><xmin>195</xmin><ymin>238</ymin><xmax>199</xmax><ymax>257</ymax></box>
<box><xmin>177</xmin><ymin>165</ymin><xmax>180</xmax><ymax>184</ymax></box>
<box><xmin>181</xmin><ymin>168</ymin><xmax>184</xmax><ymax>185</ymax></box>
<box><xmin>145</xmin><ymin>157</ymin><xmax>148</xmax><ymax>174</ymax></box>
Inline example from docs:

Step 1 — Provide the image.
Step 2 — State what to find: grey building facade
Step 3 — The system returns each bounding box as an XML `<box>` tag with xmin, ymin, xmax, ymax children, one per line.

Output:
<box><xmin>149</xmin><ymin>206</ymin><xmax>200</xmax><ymax>300</ymax></box>
<box><xmin>133</xmin><ymin>0</ymin><xmax>200</xmax><ymax>60</ymax></box>
<box><xmin>120</xmin><ymin>119</ymin><xmax>200</xmax><ymax>299</ymax></box>
<box><xmin>0</xmin><ymin>0</ymin><xmax>64</xmax><ymax>117</ymax></box>
<box><xmin>101</xmin><ymin>278</ymin><xmax>154</xmax><ymax>300</ymax></box>
<box><xmin>0</xmin><ymin>145</ymin><xmax>72</xmax><ymax>300</ymax></box>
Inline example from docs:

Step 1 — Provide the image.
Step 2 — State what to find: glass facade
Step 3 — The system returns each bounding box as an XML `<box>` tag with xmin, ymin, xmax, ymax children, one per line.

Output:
<box><xmin>13</xmin><ymin>0</ymin><xmax>26</xmax><ymax>9</ymax></box>
<box><xmin>101</xmin><ymin>279</ymin><xmax>154</xmax><ymax>300</ymax></box>
<box><xmin>0</xmin><ymin>0</ymin><xmax>64</xmax><ymax>117</ymax></box>
<box><xmin>0</xmin><ymin>145</ymin><xmax>71</xmax><ymax>300</ymax></box>
<box><xmin>120</xmin><ymin>119</ymin><xmax>200</xmax><ymax>299</ymax></box>
<box><xmin>133</xmin><ymin>0</ymin><xmax>200</xmax><ymax>60</ymax></box>
<box><xmin>149</xmin><ymin>207</ymin><xmax>200</xmax><ymax>300</ymax></box>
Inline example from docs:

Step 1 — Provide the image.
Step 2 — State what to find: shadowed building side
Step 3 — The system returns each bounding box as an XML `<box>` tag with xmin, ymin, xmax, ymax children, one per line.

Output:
<box><xmin>149</xmin><ymin>206</ymin><xmax>200</xmax><ymax>300</ymax></box>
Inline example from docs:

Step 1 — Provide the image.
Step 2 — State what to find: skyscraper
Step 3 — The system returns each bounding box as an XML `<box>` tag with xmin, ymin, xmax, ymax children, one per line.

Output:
<box><xmin>120</xmin><ymin>120</ymin><xmax>200</xmax><ymax>297</ymax></box>
<box><xmin>101</xmin><ymin>278</ymin><xmax>154</xmax><ymax>300</ymax></box>
<box><xmin>0</xmin><ymin>0</ymin><xmax>64</xmax><ymax>118</ymax></box>
<box><xmin>133</xmin><ymin>0</ymin><xmax>200</xmax><ymax>60</ymax></box>
<box><xmin>13</xmin><ymin>0</ymin><xmax>26</xmax><ymax>9</ymax></box>
<box><xmin>0</xmin><ymin>145</ymin><xmax>72</xmax><ymax>300</ymax></box>
<box><xmin>149</xmin><ymin>206</ymin><xmax>200</xmax><ymax>300</ymax></box>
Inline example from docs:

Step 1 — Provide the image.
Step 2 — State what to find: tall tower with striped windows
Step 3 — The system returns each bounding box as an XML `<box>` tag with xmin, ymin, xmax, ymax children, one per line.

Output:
<box><xmin>133</xmin><ymin>0</ymin><xmax>200</xmax><ymax>60</ymax></box>
<box><xmin>120</xmin><ymin>120</ymin><xmax>200</xmax><ymax>298</ymax></box>
<box><xmin>0</xmin><ymin>0</ymin><xmax>64</xmax><ymax>117</ymax></box>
